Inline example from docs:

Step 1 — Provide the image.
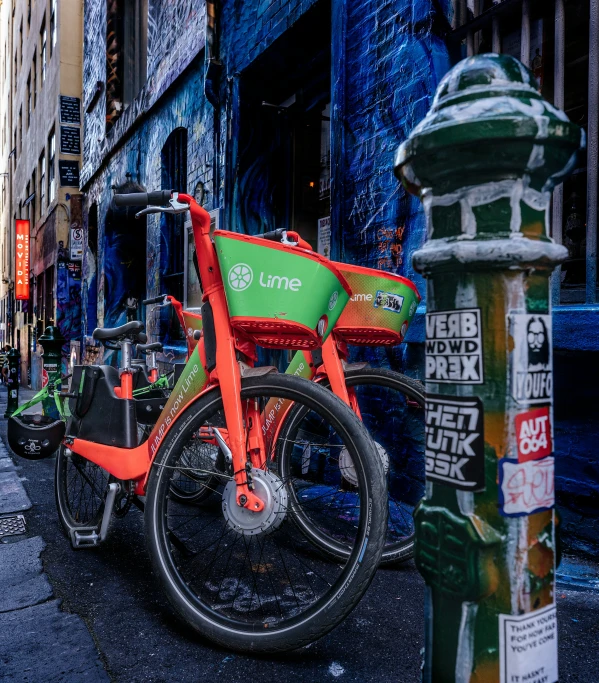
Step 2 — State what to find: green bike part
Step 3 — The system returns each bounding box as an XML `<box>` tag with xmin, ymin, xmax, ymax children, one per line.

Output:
<box><xmin>215</xmin><ymin>233</ymin><xmax>350</xmax><ymax>341</ymax></box>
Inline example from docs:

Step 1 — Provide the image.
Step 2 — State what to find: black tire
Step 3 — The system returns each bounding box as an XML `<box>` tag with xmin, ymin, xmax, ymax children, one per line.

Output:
<box><xmin>55</xmin><ymin>444</ymin><xmax>111</xmax><ymax>536</ymax></box>
<box><xmin>286</xmin><ymin>368</ymin><xmax>425</xmax><ymax>565</ymax></box>
<box><xmin>144</xmin><ymin>374</ymin><xmax>387</xmax><ymax>653</ymax></box>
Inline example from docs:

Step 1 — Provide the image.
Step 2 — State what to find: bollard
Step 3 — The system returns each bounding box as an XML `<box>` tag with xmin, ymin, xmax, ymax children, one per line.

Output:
<box><xmin>4</xmin><ymin>348</ymin><xmax>21</xmax><ymax>417</ymax></box>
<box><xmin>38</xmin><ymin>326</ymin><xmax>66</xmax><ymax>419</ymax></box>
<box><xmin>395</xmin><ymin>54</ymin><xmax>584</xmax><ymax>683</ymax></box>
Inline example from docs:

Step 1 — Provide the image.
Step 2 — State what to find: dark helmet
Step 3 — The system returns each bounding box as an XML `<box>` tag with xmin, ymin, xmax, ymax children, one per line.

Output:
<box><xmin>7</xmin><ymin>414</ymin><xmax>66</xmax><ymax>461</ymax></box>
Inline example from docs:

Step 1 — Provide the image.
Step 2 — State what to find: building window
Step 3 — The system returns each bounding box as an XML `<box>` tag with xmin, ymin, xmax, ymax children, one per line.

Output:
<box><xmin>32</xmin><ymin>51</ymin><xmax>36</xmax><ymax>109</ymax></box>
<box><xmin>48</xmin><ymin>129</ymin><xmax>55</xmax><ymax>203</ymax></box>
<box><xmin>31</xmin><ymin>170</ymin><xmax>36</xmax><ymax>221</ymax></box>
<box><xmin>27</xmin><ymin>72</ymin><xmax>31</xmax><ymax>127</ymax></box>
<box><xmin>18</xmin><ymin>107</ymin><xmax>22</xmax><ymax>154</ymax></box>
<box><xmin>19</xmin><ymin>19</ymin><xmax>23</xmax><ymax>64</ymax></box>
<box><xmin>39</xmin><ymin>151</ymin><xmax>46</xmax><ymax>213</ymax></box>
<box><xmin>160</xmin><ymin>128</ymin><xmax>187</xmax><ymax>340</ymax></box>
<box><xmin>105</xmin><ymin>0</ymin><xmax>148</xmax><ymax>132</ymax></box>
<box><xmin>50</xmin><ymin>0</ymin><xmax>57</xmax><ymax>55</ymax></box>
<box><xmin>40</xmin><ymin>17</ymin><xmax>47</xmax><ymax>84</ymax></box>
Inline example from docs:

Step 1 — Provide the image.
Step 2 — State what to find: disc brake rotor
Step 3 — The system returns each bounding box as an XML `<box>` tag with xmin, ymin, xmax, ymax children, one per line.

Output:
<box><xmin>222</xmin><ymin>468</ymin><xmax>288</xmax><ymax>537</ymax></box>
<box><xmin>339</xmin><ymin>441</ymin><xmax>390</xmax><ymax>487</ymax></box>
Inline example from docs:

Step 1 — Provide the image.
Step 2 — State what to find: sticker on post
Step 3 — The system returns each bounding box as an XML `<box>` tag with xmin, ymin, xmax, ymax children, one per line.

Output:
<box><xmin>510</xmin><ymin>313</ymin><xmax>552</xmax><ymax>405</ymax></box>
<box><xmin>374</xmin><ymin>290</ymin><xmax>404</xmax><ymax>313</ymax></box>
<box><xmin>499</xmin><ymin>604</ymin><xmax>558</xmax><ymax>683</ymax></box>
<box><xmin>425</xmin><ymin>394</ymin><xmax>485</xmax><ymax>490</ymax></box>
<box><xmin>499</xmin><ymin>456</ymin><xmax>554</xmax><ymax>517</ymax></box>
<box><xmin>515</xmin><ymin>406</ymin><xmax>553</xmax><ymax>462</ymax></box>
<box><xmin>425</xmin><ymin>308</ymin><xmax>483</xmax><ymax>384</ymax></box>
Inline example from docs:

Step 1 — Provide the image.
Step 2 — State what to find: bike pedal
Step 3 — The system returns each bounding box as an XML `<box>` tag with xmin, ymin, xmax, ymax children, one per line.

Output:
<box><xmin>69</xmin><ymin>527</ymin><xmax>101</xmax><ymax>548</ymax></box>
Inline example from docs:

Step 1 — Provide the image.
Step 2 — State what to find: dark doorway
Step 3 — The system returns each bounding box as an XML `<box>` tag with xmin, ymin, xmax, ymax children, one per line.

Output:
<box><xmin>160</xmin><ymin>127</ymin><xmax>188</xmax><ymax>342</ymax></box>
<box><xmin>85</xmin><ymin>203</ymin><xmax>98</xmax><ymax>334</ymax></box>
<box><xmin>235</xmin><ymin>0</ymin><xmax>331</xmax><ymax>248</ymax></box>
<box><xmin>104</xmin><ymin>181</ymin><xmax>148</xmax><ymax>328</ymax></box>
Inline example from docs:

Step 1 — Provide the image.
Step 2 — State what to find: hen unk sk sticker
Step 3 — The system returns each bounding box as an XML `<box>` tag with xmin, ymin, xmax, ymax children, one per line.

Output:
<box><xmin>425</xmin><ymin>308</ymin><xmax>483</xmax><ymax>384</ymax></box>
<box><xmin>425</xmin><ymin>394</ymin><xmax>485</xmax><ymax>490</ymax></box>
<box><xmin>510</xmin><ymin>313</ymin><xmax>553</xmax><ymax>405</ymax></box>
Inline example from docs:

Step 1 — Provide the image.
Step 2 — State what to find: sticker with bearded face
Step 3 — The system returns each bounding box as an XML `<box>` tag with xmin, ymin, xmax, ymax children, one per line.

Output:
<box><xmin>510</xmin><ymin>313</ymin><xmax>553</xmax><ymax>405</ymax></box>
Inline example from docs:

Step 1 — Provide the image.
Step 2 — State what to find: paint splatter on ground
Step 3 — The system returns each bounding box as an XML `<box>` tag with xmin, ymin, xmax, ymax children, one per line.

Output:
<box><xmin>329</xmin><ymin>662</ymin><xmax>345</xmax><ymax>677</ymax></box>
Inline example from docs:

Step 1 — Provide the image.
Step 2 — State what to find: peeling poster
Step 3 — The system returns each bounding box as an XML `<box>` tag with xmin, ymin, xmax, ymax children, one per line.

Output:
<box><xmin>499</xmin><ymin>604</ymin><xmax>558</xmax><ymax>683</ymax></box>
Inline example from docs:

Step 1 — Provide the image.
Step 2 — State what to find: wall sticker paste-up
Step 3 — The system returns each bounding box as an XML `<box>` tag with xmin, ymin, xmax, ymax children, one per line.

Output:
<box><xmin>510</xmin><ymin>313</ymin><xmax>553</xmax><ymax>405</ymax></box>
<box><xmin>515</xmin><ymin>406</ymin><xmax>553</xmax><ymax>462</ymax></box>
<box><xmin>499</xmin><ymin>456</ymin><xmax>555</xmax><ymax>517</ymax></box>
<box><xmin>425</xmin><ymin>308</ymin><xmax>483</xmax><ymax>384</ymax></box>
<box><xmin>499</xmin><ymin>604</ymin><xmax>558</xmax><ymax>683</ymax></box>
<box><xmin>425</xmin><ymin>394</ymin><xmax>485</xmax><ymax>490</ymax></box>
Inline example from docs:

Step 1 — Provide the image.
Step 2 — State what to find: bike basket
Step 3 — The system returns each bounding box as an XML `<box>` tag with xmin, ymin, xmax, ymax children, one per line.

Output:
<box><xmin>7</xmin><ymin>414</ymin><xmax>66</xmax><ymax>460</ymax></box>
<box><xmin>214</xmin><ymin>231</ymin><xmax>351</xmax><ymax>349</ymax></box>
<box><xmin>332</xmin><ymin>263</ymin><xmax>421</xmax><ymax>346</ymax></box>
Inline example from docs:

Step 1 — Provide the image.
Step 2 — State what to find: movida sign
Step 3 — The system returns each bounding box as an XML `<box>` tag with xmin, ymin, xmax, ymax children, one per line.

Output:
<box><xmin>15</xmin><ymin>219</ymin><xmax>30</xmax><ymax>301</ymax></box>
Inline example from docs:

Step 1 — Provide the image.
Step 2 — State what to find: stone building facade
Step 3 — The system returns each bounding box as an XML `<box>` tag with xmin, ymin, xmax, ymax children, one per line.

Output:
<box><xmin>0</xmin><ymin>0</ymin><xmax>84</xmax><ymax>387</ymax></box>
<box><xmin>80</xmin><ymin>0</ymin><xmax>599</xmax><ymax>555</ymax></box>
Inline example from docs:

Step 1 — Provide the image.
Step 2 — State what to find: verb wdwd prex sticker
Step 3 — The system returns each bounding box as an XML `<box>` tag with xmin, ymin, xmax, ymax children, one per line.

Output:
<box><xmin>499</xmin><ymin>604</ymin><xmax>558</xmax><ymax>683</ymax></box>
<box><xmin>510</xmin><ymin>313</ymin><xmax>553</xmax><ymax>405</ymax></box>
<box><xmin>425</xmin><ymin>394</ymin><xmax>485</xmax><ymax>490</ymax></box>
<box><xmin>425</xmin><ymin>308</ymin><xmax>483</xmax><ymax>384</ymax></box>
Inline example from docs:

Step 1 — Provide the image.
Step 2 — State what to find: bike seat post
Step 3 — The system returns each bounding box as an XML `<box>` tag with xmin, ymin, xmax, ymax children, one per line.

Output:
<box><xmin>119</xmin><ymin>340</ymin><xmax>134</xmax><ymax>399</ymax></box>
<box><xmin>148</xmin><ymin>351</ymin><xmax>158</xmax><ymax>383</ymax></box>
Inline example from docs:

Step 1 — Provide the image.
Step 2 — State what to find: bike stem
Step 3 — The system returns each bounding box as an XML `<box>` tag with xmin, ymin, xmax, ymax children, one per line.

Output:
<box><xmin>182</xmin><ymin>194</ymin><xmax>264</xmax><ymax>513</ymax></box>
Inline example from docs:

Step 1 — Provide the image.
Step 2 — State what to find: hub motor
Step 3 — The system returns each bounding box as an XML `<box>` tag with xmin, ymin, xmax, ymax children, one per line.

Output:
<box><xmin>339</xmin><ymin>441</ymin><xmax>389</xmax><ymax>487</ymax></box>
<box><xmin>222</xmin><ymin>468</ymin><xmax>288</xmax><ymax>537</ymax></box>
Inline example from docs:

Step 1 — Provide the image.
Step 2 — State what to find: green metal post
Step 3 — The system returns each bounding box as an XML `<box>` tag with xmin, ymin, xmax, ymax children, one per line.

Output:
<box><xmin>395</xmin><ymin>54</ymin><xmax>584</xmax><ymax>683</ymax></box>
<box><xmin>4</xmin><ymin>348</ymin><xmax>21</xmax><ymax>417</ymax></box>
<box><xmin>38</xmin><ymin>326</ymin><xmax>66</xmax><ymax>419</ymax></box>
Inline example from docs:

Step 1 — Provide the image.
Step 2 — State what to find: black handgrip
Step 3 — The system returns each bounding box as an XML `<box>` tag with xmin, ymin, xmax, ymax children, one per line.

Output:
<box><xmin>142</xmin><ymin>295</ymin><xmax>166</xmax><ymax>305</ymax></box>
<box><xmin>260</xmin><ymin>229</ymin><xmax>285</xmax><ymax>241</ymax></box>
<box><xmin>113</xmin><ymin>190</ymin><xmax>172</xmax><ymax>208</ymax></box>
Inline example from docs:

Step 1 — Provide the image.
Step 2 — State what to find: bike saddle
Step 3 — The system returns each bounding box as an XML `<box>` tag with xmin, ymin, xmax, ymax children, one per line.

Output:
<box><xmin>137</xmin><ymin>342</ymin><xmax>163</xmax><ymax>354</ymax></box>
<box><xmin>92</xmin><ymin>320</ymin><xmax>145</xmax><ymax>342</ymax></box>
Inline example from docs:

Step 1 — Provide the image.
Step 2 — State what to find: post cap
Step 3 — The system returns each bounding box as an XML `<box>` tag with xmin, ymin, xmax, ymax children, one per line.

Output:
<box><xmin>38</xmin><ymin>326</ymin><xmax>66</xmax><ymax>344</ymax></box>
<box><xmin>394</xmin><ymin>53</ymin><xmax>584</xmax><ymax>197</ymax></box>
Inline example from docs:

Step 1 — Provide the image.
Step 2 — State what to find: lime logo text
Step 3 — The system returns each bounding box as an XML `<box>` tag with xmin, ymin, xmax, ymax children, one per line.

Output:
<box><xmin>259</xmin><ymin>273</ymin><xmax>302</xmax><ymax>291</ymax></box>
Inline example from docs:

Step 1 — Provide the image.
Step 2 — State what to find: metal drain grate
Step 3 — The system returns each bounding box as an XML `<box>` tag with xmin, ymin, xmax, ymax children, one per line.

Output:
<box><xmin>0</xmin><ymin>514</ymin><xmax>26</xmax><ymax>538</ymax></box>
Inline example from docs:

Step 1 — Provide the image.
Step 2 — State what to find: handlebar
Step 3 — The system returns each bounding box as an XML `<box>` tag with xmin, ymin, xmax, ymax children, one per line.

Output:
<box><xmin>142</xmin><ymin>295</ymin><xmax>167</xmax><ymax>306</ymax></box>
<box><xmin>261</xmin><ymin>229</ymin><xmax>286</xmax><ymax>241</ymax></box>
<box><xmin>113</xmin><ymin>190</ymin><xmax>173</xmax><ymax>208</ymax></box>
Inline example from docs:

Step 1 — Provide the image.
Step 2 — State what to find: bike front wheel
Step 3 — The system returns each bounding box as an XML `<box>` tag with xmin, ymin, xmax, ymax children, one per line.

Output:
<box><xmin>144</xmin><ymin>373</ymin><xmax>387</xmax><ymax>653</ymax></box>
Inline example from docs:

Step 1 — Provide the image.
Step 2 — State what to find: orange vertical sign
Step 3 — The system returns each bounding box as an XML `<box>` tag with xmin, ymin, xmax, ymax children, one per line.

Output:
<box><xmin>15</xmin><ymin>219</ymin><xmax>30</xmax><ymax>300</ymax></box>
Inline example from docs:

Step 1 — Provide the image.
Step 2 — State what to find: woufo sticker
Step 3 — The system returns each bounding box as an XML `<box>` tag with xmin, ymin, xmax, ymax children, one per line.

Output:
<box><xmin>510</xmin><ymin>313</ymin><xmax>553</xmax><ymax>405</ymax></box>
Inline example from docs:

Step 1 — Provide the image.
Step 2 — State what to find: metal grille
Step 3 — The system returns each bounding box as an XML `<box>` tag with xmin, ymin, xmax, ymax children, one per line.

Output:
<box><xmin>0</xmin><ymin>514</ymin><xmax>26</xmax><ymax>538</ymax></box>
<box><xmin>450</xmin><ymin>0</ymin><xmax>598</xmax><ymax>306</ymax></box>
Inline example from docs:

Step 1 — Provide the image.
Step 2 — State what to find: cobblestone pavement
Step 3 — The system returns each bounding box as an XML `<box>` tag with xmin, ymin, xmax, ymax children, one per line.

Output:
<box><xmin>1</xmin><ymin>384</ymin><xmax>598</xmax><ymax>682</ymax></box>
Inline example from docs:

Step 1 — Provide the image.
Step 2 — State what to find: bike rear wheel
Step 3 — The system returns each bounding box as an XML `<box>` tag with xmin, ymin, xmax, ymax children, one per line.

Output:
<box><xmin>144</xmin><ymin>373</ymin><xmax>387</xmax><ymax>653</ymax></box>
<box><xmin>55</xmin><ymin>444</ymin><xmax>111</xmax><ymax>535</ymax></box>
<box><xmin>281</xmin><ymin>368</ymin><xmax>425</xmax><ymax>564</ymax></box>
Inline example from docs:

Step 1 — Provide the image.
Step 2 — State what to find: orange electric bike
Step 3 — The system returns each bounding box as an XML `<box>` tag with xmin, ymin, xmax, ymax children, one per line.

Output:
<box><xmin>146</xmin><ymin>237</ymin><xmax>425</xmax><ymax>565</ymax></box>
<box><xmin>51</xmin><ymin>190</ymin><xmax>388</xmax><ymax>653</ymax></box>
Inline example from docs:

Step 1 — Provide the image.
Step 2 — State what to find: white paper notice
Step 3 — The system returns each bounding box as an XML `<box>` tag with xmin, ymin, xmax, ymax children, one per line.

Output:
<box><xmin>499</xmin><ymin>604</ymin><xmax>558</xmax><ymax>683</ymax></box>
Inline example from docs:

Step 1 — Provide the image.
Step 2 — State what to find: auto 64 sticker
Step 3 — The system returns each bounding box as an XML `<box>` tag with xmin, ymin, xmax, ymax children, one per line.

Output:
<box><xmin>510</xmin><ymin>313</ymin><xmax>552</xmax><ymax>405</ymax></box>
<box><xmin>425</xmin><ymin>394</ymin><xmax>485</xmax><ymax>490</ymax></box>
<box><xmin>515</xmin><ymin>406</ymin><xmax>553</xmax><ymax>462</ymax></box>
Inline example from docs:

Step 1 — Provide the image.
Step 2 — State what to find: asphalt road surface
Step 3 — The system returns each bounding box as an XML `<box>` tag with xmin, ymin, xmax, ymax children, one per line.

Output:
<box><xmin>2</xmin><ymin>391</ymin><xmax>598</xmax><ymax>682</ymax></box>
